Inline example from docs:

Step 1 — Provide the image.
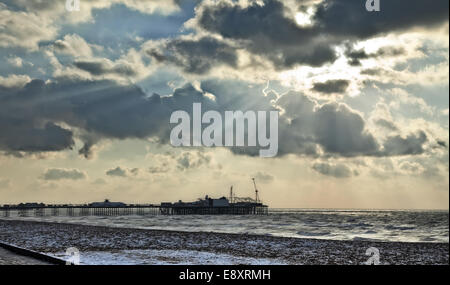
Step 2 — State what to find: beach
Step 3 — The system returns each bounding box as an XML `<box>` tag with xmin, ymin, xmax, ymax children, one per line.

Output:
<box><xmin>0</xmin><ymin>219</ymin><xmax>448</xmax><ymax>265</ymax></box>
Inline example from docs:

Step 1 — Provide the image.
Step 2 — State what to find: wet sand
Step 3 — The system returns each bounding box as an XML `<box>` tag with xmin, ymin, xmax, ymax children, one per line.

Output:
<box><xmin>0</xmin><ymin>219</ymin><xmax>448</xmax><ymax>265</ymax></box>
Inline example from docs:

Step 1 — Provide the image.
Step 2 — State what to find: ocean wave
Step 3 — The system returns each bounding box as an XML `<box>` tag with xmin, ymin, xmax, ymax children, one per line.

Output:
<box><xmin>2</xmin><ymin>209</ymin><xmax>448</xmax><ymax>243</ymax></box>
<box><xmin>296</xmin><ymin>231</ymin><xmax>332</xmax><ymax>237</ymax></box>
<box><xmin>385</xmin><ymin>225</ymin><xmax>416</xmax><ymax>231</ymax></box>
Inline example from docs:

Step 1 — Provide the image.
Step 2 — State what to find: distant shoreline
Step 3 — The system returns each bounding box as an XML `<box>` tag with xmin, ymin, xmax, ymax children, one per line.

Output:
<box><xmin>0</xmin><ymin>219</ymin><xmax>448</xmax><ymax>265</ymax></box>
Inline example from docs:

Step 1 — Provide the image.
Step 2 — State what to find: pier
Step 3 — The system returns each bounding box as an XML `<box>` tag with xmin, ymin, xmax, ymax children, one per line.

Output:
<box><xmin>0</xmin><ymin>181</ymin><xmax>269</xmax><ymax>217</ymax></box>
<box><xmin>0</xmin><ymin>204</ymin><xmax>160</xmax><ymax>218</ymax></box>
<box><xmin>0</xmin><ymin>201</ymin><xmax>268</xmax><ymax>217</ymax></box>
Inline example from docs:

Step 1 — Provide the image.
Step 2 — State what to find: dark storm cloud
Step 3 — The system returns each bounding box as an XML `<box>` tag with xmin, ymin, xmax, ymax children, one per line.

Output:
<box><xmin>42</xmin><ymin>168</ymin><xmax>86</xmax><ymax>180</ymax></box>
<box><xmin>0</xmin><ymin>79</ymin><xmax>75</xmax><ymax>152</ymax></box>
<box><xmin>196</xmin><ymin>0</ymin><xmax>337</xmax><ymax>68</ymax></box>
<box><xmin>275</xmin><ymin>91</ymin><xmax>379</xmax><ymax>156</ymax></box>
<box><xmin>149</xmin><ymin>0</ymin><xmax>448</xmax><ymax>73</ymax></box>
<box><xmin>312</xmin><ymin>162</ymin><xmax>354</xmax><ymax>178</ymax></box>
<box><xmin>0</xmin><ymin>76</ymin><xmax>431</xmax><ymax>159</ymax></box>
<box><xmin>0</xmin><ymin>78</ymin><xmax>217</xmax><ymax>156</ymax></box>
<box><xmin>201</xmin><ymin>81</ymin><xmax>430</xmax><ymax>158</ymax></box>
<box><xmin>345</xmin><ymin>46</ymin><xmax>406</xmax><ymax>66</ymax></box>
<box><xmin>0</xmin><ymin>120</ymin><xmax>74</xmax><ymax>152</ymax></box>
<box><xmin>312</xmin><ymin>79</ymin><xmax>349</xmax><ymax>94</ymax></box>
<box><xmin>274</xmin><ymin>90</ymin><xmax>431</xmax><ymax>157</ymax></box>
<box><xmin>314</xmin><ymin>103</ymin><xmax>379</xmax><ymax>155</ymax></box>
<box><xmin>148</xmin><ymin>37</ymin><xmax>238</xmax><ymax>74</ymax></box>
<box><xmin>314</xmin><ymin>0</ymin><xmax>449</xmax><ymax>39</ymax></box>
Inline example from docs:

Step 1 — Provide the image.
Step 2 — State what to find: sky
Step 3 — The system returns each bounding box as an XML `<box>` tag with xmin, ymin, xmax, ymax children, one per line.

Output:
<box><xmin>0</xmin><ymin>0</ymin><xmax>448</xmax><ymax>209</ymax></box>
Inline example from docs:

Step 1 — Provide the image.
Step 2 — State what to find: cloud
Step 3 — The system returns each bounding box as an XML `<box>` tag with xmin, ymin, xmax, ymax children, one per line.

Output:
<box><xmin>106</xmin><ymin>166</ymin><xmax>140</xmax><ymax>177</ymax></box>
<box><xmin>312</xmin><ymin>79</ymin><xmax>350</xmax><ymax>94</ymax></box>
<box><xmin>437</xmin><ymin>140</ymin><xmax>447</xmax><ymax>148</ymax></box>
<box><xmin>42</xmin><ymin>168</ymin><xmax>86</xmax><ymax>180</ymax></box>
<box><xmin>0</xmin><ymin>76</ymin><xmax>433</xmax><ymax>159</ymax></box>
<box><xmin>398</xmin><ymin>161</ymin><xmax>425</xmax><ymax>175</ymax></box>
<box><xmin>53</xmin><ymin>34</ymin><xmax>95</xmax><ymax>58</ymax></box>
<box><xmin>0</xmin><ymin>178</ymin><xmax>10</xmax><ymax>188</ymax></box>
<box><xmin>49</xmin><ymin>47</ymin><xmax>152</xmax><ymax>83</ymax></box>
<box><xmin>0</xmin><ymin>0</ymin><xmax>181</xmax><ymax>51</ymax></box>
<box><xmin>0</xmin><ymin>74</ymin><xmax>31</xmax><ymax>89</ymax></box>
<box><xmin>314</xmin><ymin>0</ymin><xmax>449</xmax><ymax>39</ymax></box>
<box><xmin>77</xmin><ymin>137</ymin><xmax>103</xmax><ymax>159</ymax></box>
<box><xmin>345</xmin><ymin>45</ymin><xmax>406</xmax><ymax>66</ymax></box>
<box><xmin>253</xmin><ymin>171</ymin><xmax>274</xmax><ymax>183</ymax></box>
<box><xmin>4</xmin><ymin>0</ymin><xmax>181</xmax><ymax>20</ymax></box>
<box><xmin>106</xmin><ymin>167</ymin><xmax>128</xmax><ymax>177</ymax></box>
<box><xmin>148</xmin><ymin>166</ymin><xmax>170</xmax><ymax>174</ymax></box>
<box><xmin>374</xmin><ymin>118</ymin><xmax>398</xmax><ymax>132</ymax></box>
<box><xmin>148</xmin><ymin>163</ymin><xmax>170</xmax><ymax>174</ymax></box>
<box><xmin>92</xmin><ymin>178</ymin><xmax>107</xmax><ymax>185</ymax></box>
<box><xmin>147</xmin><ymin>36</ymin><xmax>238</xmax><ymax>74</ymax></box>
<box><xmin>7</xmin><ymin>56</ymin><xmax>23</xmax><ymax>68</ymax></box>
<box><xmin>0</xmin><ymin>4</ymin><xmax>58</xmax><ymax>51</ymax></box>
<box><xmin>0</xmin><ymin>78</ymin><xmax>211</xmax><ymax>155</ymax></box>
<box><xmin>361</xmin><ymin>62</ymin><xmax>449</xmax><ymax>86</ymax></box>
<box><xmin>176</xmin><ymin>151</ymin><xmax>212</xmax><ymax>171</ymax></box>
<box><xmin>0</xmin><ymin>121</ymin><xmax>74</xmax><ymax>153</ymax></box>
<box><xmin>275</xmin><ymin>91</ymin><xmax>379</xmax><ymax>156</ymax></box>
<box><xmin>199</xmin><ymin>80</ymin><xmax>380</xmax><ymax>157</ymax></box>
<box><xmin>194</xmin><ymin>0</ymin><xmax>338</xmax><ymax>69</ymax></box>
<box><xmin>382</xmin><ymin>131</ymin><xmax>428</xmax><ymax>156</ymax></box>
<box><xmin>367</xmin><ymin>155</ymin><xmax>446</xmax><ymax>180</ymax></box>
<box><xmin>274</xmin><ymin>89</ymin><xmax>434</xmax><ymax>157</ymax></box>
<box><xmin>312</xmin><ymin>162</ymin><xmax>356</xmax><ymax>178</ymax></box>
<box><xmin>74</xmin><ymin>59</ymin><xmax>138</xmax><ymax>77</ymax></box>
<box><xmin>149</xmin><ymin>0</ymin><xmax>448</xmax><ymax>75</ymax></box>
<box><xmin>387</xmin><ymin>88</ymin><xmax>435</xmax><ymax>116</ymax></box>
<box><xmin>313</xmin><ymin>103</ymin><xmax>379</xmax><ymax>155</ymax></box>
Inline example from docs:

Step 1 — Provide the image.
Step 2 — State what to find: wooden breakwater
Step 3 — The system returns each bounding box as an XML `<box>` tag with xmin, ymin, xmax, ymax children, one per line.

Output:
<box><xmin>0</xmin><ymin>242</ymin><xmax>69</xmax><ymax>265</ymax></box>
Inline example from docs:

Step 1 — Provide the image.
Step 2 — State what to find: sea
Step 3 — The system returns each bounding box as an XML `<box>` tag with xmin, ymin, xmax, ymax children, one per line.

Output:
<box><xmin>5</xmin><ymin>208</ymin><xmax>448</xmax><ymax>243</ymax></box>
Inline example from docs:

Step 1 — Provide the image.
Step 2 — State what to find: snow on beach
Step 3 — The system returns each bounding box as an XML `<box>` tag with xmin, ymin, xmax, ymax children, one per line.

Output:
<box><xmin>0</xmin><ymin>220</ymin><xmax>448</xmax><ymax>265</ymax></box>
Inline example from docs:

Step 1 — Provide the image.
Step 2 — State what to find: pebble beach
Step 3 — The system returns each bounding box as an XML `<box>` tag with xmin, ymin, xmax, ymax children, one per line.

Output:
<box><xmin>0</xmin><ymin>219</ymin><xmax>448</xmax><ymax>265</ymax></box>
